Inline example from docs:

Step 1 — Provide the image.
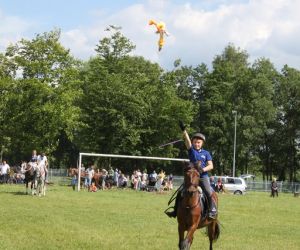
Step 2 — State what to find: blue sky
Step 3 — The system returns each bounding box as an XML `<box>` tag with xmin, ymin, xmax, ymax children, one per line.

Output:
<box><xmin>1</xmin><ymin>0</ymin><xmax>140</xmax><ymax>30</ymax></box>
<box><xmin>1</xmin><ymin>0</ymin><xmax>300</xmax><ymax>70</ymax></box>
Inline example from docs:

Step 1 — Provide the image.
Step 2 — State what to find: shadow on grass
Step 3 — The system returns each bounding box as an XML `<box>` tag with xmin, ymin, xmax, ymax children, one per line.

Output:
<box><xmin>12</xmin><ymin>191</ymin><xmax>28</xmax><ymax>195</ymax></box>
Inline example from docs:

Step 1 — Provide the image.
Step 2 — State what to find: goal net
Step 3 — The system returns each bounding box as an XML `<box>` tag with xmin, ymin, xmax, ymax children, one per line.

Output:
<box><xmin>77</xmin><ymin>152</ymin><xmax>189</xmax><ymax>191</ymax></box>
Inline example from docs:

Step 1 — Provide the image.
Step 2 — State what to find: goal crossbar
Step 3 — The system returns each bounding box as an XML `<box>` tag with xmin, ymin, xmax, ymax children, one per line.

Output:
<box><xmin>77</xmin><ymin>152</ymin><xmax>189</xmax><ymax>191</ymax></box>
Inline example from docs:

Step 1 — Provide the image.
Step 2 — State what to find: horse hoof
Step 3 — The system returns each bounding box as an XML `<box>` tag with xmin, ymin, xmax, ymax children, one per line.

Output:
<box><xmin>180</xmin><ymin>240</ymin><xmax>190</xmax><ymax>250</ymax></box>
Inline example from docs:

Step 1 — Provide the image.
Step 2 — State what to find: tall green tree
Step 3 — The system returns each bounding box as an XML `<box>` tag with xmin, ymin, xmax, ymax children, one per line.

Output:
<box><xmin>78</xmin><ymin>28</ymin><xmax>194</xmax><ymax>167</ymax></box>
<box><xmin>1</xmin><ymin>30</ymin><xmax>82</xmax><ymax>165</ymax></box>
<box><xmin>198</xmin><ymin>45</ymin><xmax>250</xmax><ymax>175</ymax></box>
<box><xmin>273</xmin><ymin>66</ymin><xmax>300</xmax><ymax>181</ymax></box>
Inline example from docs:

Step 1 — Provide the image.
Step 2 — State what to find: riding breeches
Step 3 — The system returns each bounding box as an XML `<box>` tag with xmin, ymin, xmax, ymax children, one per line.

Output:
<box><xmin>199</xmin><ymin>177</ymin><xmax>212</xmax><ymax>197</ymax></box>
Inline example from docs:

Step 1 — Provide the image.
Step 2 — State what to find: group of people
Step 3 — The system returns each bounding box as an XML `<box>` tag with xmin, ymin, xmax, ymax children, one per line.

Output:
<box><xmin>210</xmin><ymin>176</ymin><xmax>225</xmax><ymax>193</ymax></box>
<box><xmin>71</xmin><ymin>165</ymin><xmax>130</xmax><ymax>191</ymax></box>
<box><xmin>130</xmin><ymin>169</ymin><xmax>173</xmax><ymax>191</ymax></box>
<box><xmin>71</xmin><ymin>164</ymin><xmax>174</xmax><ymax>193</ymax></box>
<box><xmin>0</xmin><ymin>150</ymin><xmax>49</xmax><ymax>185</ymax></box>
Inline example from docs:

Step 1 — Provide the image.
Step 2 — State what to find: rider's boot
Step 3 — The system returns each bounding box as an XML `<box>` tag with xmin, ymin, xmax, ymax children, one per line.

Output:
<box><xmin>208</xmin><ymin>195</ymin><xmax>217</xmax><ymax>219</ymax></box>
<box><xmin>165</xmin><ymin>191</ymin><xmax>180</xmax><ymax>218</ymax></box>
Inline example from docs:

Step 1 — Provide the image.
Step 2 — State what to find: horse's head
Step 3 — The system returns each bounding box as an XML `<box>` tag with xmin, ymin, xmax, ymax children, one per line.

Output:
<box><xmin>184</xmin><ymin>166</ymin><xmax>200</xmax><ymax>194</ymax></box>
<box><xmin>25</xmin><ymin>162</ymin><xmax>36</xmax><ymax>175</ymax></box>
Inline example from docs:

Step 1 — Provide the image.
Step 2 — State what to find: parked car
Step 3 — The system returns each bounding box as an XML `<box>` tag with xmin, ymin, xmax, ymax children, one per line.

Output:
<box><xmin>213</xmin><ymin>176</ymin><xmax>247</xmax><ymax>195</ymax></box>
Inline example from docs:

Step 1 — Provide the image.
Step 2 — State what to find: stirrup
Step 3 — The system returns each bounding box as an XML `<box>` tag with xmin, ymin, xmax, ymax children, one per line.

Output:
<box><xmin>208</xmin><ymin>210</ymin><xmax>217</xmax><ymax>219</ymax></box>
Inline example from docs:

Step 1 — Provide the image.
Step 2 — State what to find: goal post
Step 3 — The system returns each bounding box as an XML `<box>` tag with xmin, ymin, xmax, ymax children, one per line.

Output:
<box><xmin>77</xmin><ymin>152</ymin><xmax>189</xmax><ymax>191</ymax></box>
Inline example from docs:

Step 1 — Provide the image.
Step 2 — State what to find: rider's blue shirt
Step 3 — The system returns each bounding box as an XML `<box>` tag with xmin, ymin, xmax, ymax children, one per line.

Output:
<box><xmin>188</xmin><ymin>146</ymin><xmax>212</xmax><ymax>178</ymax></box>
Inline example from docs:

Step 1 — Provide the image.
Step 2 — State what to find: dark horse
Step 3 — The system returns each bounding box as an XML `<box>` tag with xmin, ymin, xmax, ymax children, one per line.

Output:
<box><xmin>24</xmin><ymin>163</ymin><xmax>36</xmax><ymax>195</ymax></box>
<box><xmin>177</xmin><ymin>167</ymin><xmax>220</xmax><ymax>250</ymax></box>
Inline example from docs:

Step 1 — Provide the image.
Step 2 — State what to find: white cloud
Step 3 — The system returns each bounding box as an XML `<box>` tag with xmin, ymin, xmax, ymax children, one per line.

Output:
<box><xmin>0</xmin><ymin>9</ymin><xmax>33</xmax><ymax>50</ymax></box>
<box><xmin>2</xmin><ymin>1</ymin><xmax>300</xmax><ymax>70</ymax></box>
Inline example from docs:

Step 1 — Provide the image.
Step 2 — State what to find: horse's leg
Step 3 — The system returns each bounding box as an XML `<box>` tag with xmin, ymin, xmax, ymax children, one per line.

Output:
<box><xmin>25</xmin><ymin>181</ymin><xmax>28</xmax><ymax>194</ymax></box>
<box><xmin>33</xmin><ymin>180</ymin><xmax>37</xmax><ymax>195</ymax></box>
<box><xmin>184</xmin><ymin>224</ymin><xmax>198</xmax><ymax>250</ymax></box>
<box><xmin>43</xmin><ymin>179</ymin><xmax>46</xmax><ymax>196</ymax></box>
<box><xmin>31</xmin><ymin>181</ymin><xmax>34</xmax><ymax>195</ymax></box>
<box><xmin>36</xmin><ymin>179</ymin><xmax>40</xmax><ymax>196</ymax></box>
<box><xmin>178</xmin><ymin>224</ymin><xmax>185</xmax><ymax>250</ymax></box>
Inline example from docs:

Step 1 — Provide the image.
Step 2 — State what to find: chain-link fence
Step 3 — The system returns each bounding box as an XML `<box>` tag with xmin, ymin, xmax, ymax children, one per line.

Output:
<box><xmin>47</xmin><ymin>168</ymin><xmax>70</xmax><ymax>185</ymax></box>
<box><xmin>173</xmin><ymin>176</ymin><xmax>300</xmax><ymax>193</ymax></box>
<box><xmin>245</xmin><ymin>180</ymin><xmax>300</xmax><ymax>193</ymax></box>
<box><xmin>8</xmin><ymin>169</ymin><xmax>299</xmax><ymax>194</ymax></box>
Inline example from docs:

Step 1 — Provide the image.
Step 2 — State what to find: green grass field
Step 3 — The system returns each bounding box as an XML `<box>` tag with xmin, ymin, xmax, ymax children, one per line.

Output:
<box><xmin>0</xmin><ymin>185</ymin><xmax>299</xmax><ymax>250</ymax></box>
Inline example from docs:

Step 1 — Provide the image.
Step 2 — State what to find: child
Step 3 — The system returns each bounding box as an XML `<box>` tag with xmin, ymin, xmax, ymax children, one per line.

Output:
<box><xmin>89</xmin><ymin>182</ymin><xmax>98</xmax><ymax>192</ymax></box>
<box><xmin>71</xmin><ymin>174</ymin><xmax>77</xmax><ymax>191</ymax></box>
<box><xmin>165</xmin><ymin>121</ymin><xmax>217</xmax><ymax>219</ymax></box>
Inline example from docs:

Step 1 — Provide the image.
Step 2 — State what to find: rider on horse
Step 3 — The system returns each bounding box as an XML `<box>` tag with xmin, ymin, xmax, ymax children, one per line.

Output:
<box><xmin>165</xmin><ymin>121</ymin><xmax>218</xmax><ymax>219</ymax></box>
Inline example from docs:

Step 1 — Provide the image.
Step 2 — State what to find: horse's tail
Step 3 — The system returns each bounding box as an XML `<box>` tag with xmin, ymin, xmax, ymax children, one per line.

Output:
<box><xmin>207</xmin><ymin>220</ymin><xmax>221</xmax><ymax>242</ymax></box>
<box><xmin>213</xmin><ymin>220</ymin><xmax>221</xmax><ymax>242</ymax></box>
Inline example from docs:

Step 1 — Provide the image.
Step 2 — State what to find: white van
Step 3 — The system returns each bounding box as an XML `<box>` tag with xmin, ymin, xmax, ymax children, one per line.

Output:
<box><xmin>214</xmin><ymin>176</ymin><xmax>247</xmax><ymax>195</ymax></box>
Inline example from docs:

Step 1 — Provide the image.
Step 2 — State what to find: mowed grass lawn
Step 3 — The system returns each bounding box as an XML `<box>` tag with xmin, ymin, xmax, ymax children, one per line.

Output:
<box><xmin>0</xmin><ymin>185</ymin><xmax>299</xmax><ymax>250</ymax></box>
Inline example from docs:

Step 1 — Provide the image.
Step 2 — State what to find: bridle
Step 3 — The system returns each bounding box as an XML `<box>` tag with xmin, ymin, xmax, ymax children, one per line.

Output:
<box><xmin>183</xmin><ymin>167</ymin><xmax>200</xmax><ymax>209</ymax></box>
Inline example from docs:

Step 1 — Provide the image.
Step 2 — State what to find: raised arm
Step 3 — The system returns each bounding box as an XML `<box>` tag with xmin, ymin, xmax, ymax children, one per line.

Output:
<box><xmin>179</xmin><ymin>121</ymin><xmax>192</xmax><ymax>150</ymax></box>
<box><xmin>183</xmin><ymin>130</ymin><xmax>192</xmax><ymax>150</ymax></box>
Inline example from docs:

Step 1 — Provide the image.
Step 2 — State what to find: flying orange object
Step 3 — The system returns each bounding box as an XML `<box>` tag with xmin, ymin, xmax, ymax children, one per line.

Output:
<box><xmin>149</xmin><ymin>19</ymin><xmax>169</xmax><ymax>51</ymax></box>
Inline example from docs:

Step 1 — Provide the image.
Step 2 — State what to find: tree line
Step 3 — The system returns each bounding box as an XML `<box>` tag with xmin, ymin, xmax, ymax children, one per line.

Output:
<box><xmin>0</xmin><ymin>28</ymin><xmax>299</xmax><ymax>181</ymax></box>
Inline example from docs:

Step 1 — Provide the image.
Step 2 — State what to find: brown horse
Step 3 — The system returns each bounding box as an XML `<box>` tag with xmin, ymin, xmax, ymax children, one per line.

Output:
<box><xmin>177</xmin><ymin>167</ymin><xmax>220</xmax><ymax>250</ymax></box>
<box><xmin>24</xmin><ymin>162</ymin><xmax>36</xmax><ymax>195</ymax></box>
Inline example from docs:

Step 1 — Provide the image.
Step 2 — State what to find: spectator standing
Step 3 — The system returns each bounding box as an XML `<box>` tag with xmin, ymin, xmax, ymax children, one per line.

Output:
<box><xmin>131</xmin><ymin>170</ymin><xmax>139</xmax><ymax>190</ymax></box>
<box><xmin>101</xmin><ymin>168</ymin><xmax>108</xmax><ymax>189</ymax></box>
<box><xmin>0</xmin><ymin>161</ymin><xmax>3</xmax><ymax>183</ymax></box>
<box><xmin>148</xmin><ymin>170</ymin><xmax>157</xmax><ymax>187</ymax></box>
<box><xmin>271</xmin><ymin>178</ymin><xmax>279</xmax><ymax>198</ymax></box>
<box><xmin>71</xmin><ymin>174</ymin><xmax>77</xmax><ymax>191</ymax></box>
<box><xmin>1</xmin><ymin>160</ymin><xmax>10</xmax><ymax>183</ymax></box>
<box><xmin>210</xmin><ymin>176</ymin><xmax>216</xmax><ymax>191</ymax></box>
<box><xmin>216</xmin><ymin>178</ymin><xmax>224</xmax><ymax>193</ymax></box>
<box><xmin>156</xmin><ymin>170</ymin><xmax>165</xmax><ymax>192</ymax></box>
<box><xmin>85</xmin><ymin>165</ymin><xmax>94</xmax><ymax>189</ymax></box>
<box><xmin>140</xmin><ymin>170</ymin><xmax>148</xmax><ymax>190</ymax></box>
<box><xmin>113</xmin><ymin>168</ymin><xmax>119</xmax><ymax>187</ymax></box>
<box><xmin>168</xmin><ymin>174</ymin><xmax>174</xmax><ymax>190</ymax></box>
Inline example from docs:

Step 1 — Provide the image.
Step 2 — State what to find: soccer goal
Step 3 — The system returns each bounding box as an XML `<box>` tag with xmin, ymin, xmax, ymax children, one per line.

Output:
<box><xmin>77</xmin><ymin>152</ymin><xmax>189</xmax><ymax>191</ymax></box>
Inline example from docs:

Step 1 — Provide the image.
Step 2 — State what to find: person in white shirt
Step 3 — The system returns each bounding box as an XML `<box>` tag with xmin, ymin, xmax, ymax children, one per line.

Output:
<box><xmin>84</xmin><ymin>165</ymin><xmax>94</xmax><ymax>189</ymax></box>
<box><xmin>38</xmin><ymin>153</ymin><xmax>48</xmax><ymax>167</ymax></box>
<box><xmin>1</xmin><ymin>160</ymin><xmax>10</xmax><ymax>183</ymax></box>
<box><xmin>38</xmin><ymin>152</ymin><xmax>48</xmax><ymax>182</ymax></box>
<box><xmin>0</xmin><ymin>161</ymin><xmax>3</xmax><ymax>183</ymax></box>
